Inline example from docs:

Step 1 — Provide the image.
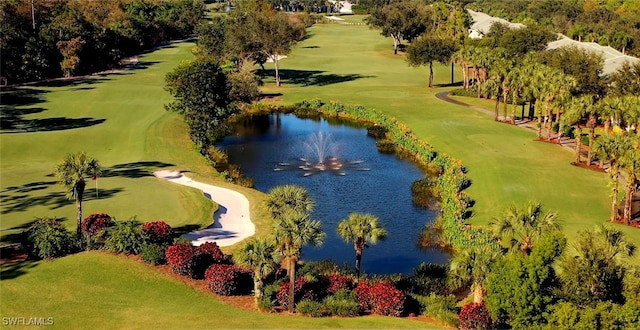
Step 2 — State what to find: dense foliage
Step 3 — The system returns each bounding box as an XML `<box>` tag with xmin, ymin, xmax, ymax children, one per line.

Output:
<box><xmin>81</xmin><ymin>213</ymin><xmax>114</xmax><ymax>236</ymax></box>
<box><xmin>165</xmin><ymin>242</ymin><xmax>195</xmax><ymax>277</ymax></box>
<box><xmin>141</xmin><ymin>221</ymin><xmax>173</xmax><ymax>246</ymax></box>
<box><xmin>205</xmin><ymin>264</ymin><xmax>252</xmax><ymax>296</ymax></box>
<box><xmin>24</xmin><ymin>218</ymin><xmax>76</xmax><ymax>259</ymax></box>
<box><xmin>459</xmin><ymin>302</ymin><xmax>492</xmax><ymax>330</ymax></box>
<box><xmin>0</xmin><ymin>0</ymin><xmax>204</xmax><ymax>83</ymax></box>
<box><xmin>103</xmin><ymin>221</ymin><xmax>144</xmax><ymax>254</ymax></box>
<box><xmin>193</xmin><ymin>242</ymin><xmax>227</xmax><ymax>278</ymax></box>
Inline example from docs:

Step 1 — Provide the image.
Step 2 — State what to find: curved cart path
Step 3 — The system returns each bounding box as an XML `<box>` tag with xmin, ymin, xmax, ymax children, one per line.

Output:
<box><xmin>153</xmin><ymin>170</ymin><xmax>255</xmax><ymax>247</ymax></box>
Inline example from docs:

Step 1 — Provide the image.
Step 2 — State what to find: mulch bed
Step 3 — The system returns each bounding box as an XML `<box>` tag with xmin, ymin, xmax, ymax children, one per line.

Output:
<box><xmin>570</xmin><ymin>161</ymin><xmax>607</xmax><ymax>173</ymax></box>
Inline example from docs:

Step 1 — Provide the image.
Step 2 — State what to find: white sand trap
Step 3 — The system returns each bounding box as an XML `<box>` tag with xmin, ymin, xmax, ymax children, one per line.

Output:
<box><xmin>326</xmin><ymin>16</ymin><xmax>345</xmax><ymax>21</ymax></box>
<box><xmin>153</xmin><ymin>170</ymin><xmax>255</xmax><ymax>247</ymax></box>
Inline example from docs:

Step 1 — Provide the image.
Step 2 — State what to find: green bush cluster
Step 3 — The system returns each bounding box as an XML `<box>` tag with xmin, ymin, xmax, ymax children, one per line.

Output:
<box><xmin>24</xmin><ymin>218</ymin><xmax>77</xmax><ymax>259</ymax></box>
<box><xmin>104</xmin><ymin>221</ymin><xmax>144</xmax><ymax>254</ymax></box>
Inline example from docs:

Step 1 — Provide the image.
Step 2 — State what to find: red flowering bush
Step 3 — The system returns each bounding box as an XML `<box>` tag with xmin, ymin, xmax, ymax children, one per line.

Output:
<box><xmin>142</xmin><ymin>221</ymin><xmax>173</xmax><ymax>245</ymax></box>
<box><xmin>81</xmin><ymin>213</ymin><xmax>114</xmax><ymax>236</ymax></box>
<box><xmin>459</xmin><ymin>302</ymin><xmax>492</xmax><ymax>330</ymax></box>
<box><xmin>276</xmin><ymin>277</ymin><xmax>316</xmax><ymax>307</ymax></box>
<box><xmin>165</xmin><ymin>242</ymin><xmax>194</xmax><ymax>277</ymax></box>
<box><xmin>193</xmin><ymin>242</ymin><xmax>226</xmax><ymax>279</ymax></box>
<box><xmin>205</xmin><ymin>264</ymin><xmax>253</xmax><ymax>296</ymax></box>
<box><xmin>327</xmin><ymin>274</ymin><xmax>354</xmax><ymax>293</ymax></box>
<box><xmin>355</xmin><ymin>281</ymin><xmax>405</xmax><ymax>316</ymax></box>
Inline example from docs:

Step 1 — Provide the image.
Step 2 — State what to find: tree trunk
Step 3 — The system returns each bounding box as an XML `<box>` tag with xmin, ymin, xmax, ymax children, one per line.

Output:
<box><xmin>587</xmin><ymin>125</ymin><xmax>595</xmax><ymax>166</ymax></box>
<box><xmin>254</xmin><ymin>278</ymin><xmax>263</xmax><ymax>300</ymax></box>
<box><xmin>355</xmin><ymin>243</ymin><xmax>363</xmax><ymax>280</ymax></box>
<box><xmin>74</xmin><ymin>180</ymin><xmax>85</xmax><ymax>238</ymax></box>
<box><xmin>610</xmin><ymin>168</ymin><xmax>620</xmax><ymax>222</ymax></box>
<box><xmin>494</xmin><ymin>86</ymin><xmax>500</xmax><ymax>121</ymax></box>
<box><xmin>502</xmin><ymin>91</ymin><xmax>508</xmax><ymax>122</ymax></box>
<box><xmin>274</xmin><ymin>56</ymin><xmax>281</xmax><ymax>87</ymax></box>
<box><xmin>428</xmin><ymin>62</ymin><xmax>434</xmax><ymax>88</ymax></box>
<box><xmin>288</xmin><ymin>256</ymin><xmax>296</xmax><ymax>313</ymax></box>
<box><xmin>473</xmin><ymin>284</ymin><xmax>484</xmax><ymax>303</ymax></box>
<box><xmin>392</xmin><ymin>35</ymin><xmax>400</xmax><ymax>55</ymax></box>
<box><xmin>574</xmin><ymin>125</ymin><xmax>582</xmax><ymax>163</ymax></box>
<box><xmin>623</xmin><ymin>176</ymin><xmax>635</xmax><ymax>225</ymax></box>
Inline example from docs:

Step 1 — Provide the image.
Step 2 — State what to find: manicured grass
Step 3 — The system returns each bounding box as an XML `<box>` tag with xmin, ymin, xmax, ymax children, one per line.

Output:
<box><xmin>0</xmin><ymin>252</ymin><xmax>443</xmax><ymax>329</ymax></box>
<box><xmin>261</xmin><ymin>22</ymin><xmax>640</xmax><ymax>262</ymax></box>
<box><xmin>0</xmin><ymin>43</ymin><xmax>271</xmax><ymax>251</ymax></box>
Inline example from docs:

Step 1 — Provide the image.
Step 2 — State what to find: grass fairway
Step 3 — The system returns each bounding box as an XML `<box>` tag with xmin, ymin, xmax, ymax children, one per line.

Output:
<box><xmin>0</xmin><ymin>252</ymin><xmax>441</xmax><ymax>329</ymax></box>
<box><xmin>0</xmin><ymin>42</ymin><xmax>270</xmax><ymax>249</ymax></box>
<box><xmin>260</xmin><ymin>19</ymin><xmax>640</xmax><ymax>260</ymax></box>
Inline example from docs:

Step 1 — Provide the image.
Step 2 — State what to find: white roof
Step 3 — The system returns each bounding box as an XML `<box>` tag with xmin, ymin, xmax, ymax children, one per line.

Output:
<box><xmin>468</xmin><ymin>9</ymin><xmax>525</xmax><ymax>35</ymax></box>
<box><xmin>547</xmin><ymin>35</ymin><xmax>640</xmax><ymax>76</ymax></box>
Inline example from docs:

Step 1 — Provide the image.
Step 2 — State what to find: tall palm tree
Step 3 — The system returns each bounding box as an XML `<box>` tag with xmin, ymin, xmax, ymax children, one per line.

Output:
<box><xmin>593</xmin><ymin>134</ymin><xmax>634</xmax><ymax>222</ymax></box>
<box><xmin>619</xmin><ymin>137</ymin><xmax>640</xmax><ymax>224</ymax></box>
<box><xmin>272</xmin><ymin>210</ymin><xmax>325</xmax><ymax>313</ymax></box>
<box><xmin>54</xmin><ymin>152</ymin><xmax>102</xmax><ymax>237</ymax></box>
<box><xmin>337</xmin><ymin>213</ymin><xmax>387</xmax><ymax>280</ymax></box>
<box><xmin>233</xmin><ymin>237</ymin><xmax>280</xmax><ymax>301</ymax></box>
<box><xmin>265</xmin><ymin>184</ymin><xmax>315</xmax><ymax>221</ymax></box>
<box><xmin>563</xmin><ymin>95</ymin><xmax>597</xmax><ymax>164</ymax></box>
<box><xmin>490</xmin><ymin>202</ymin><xmax>561</xmax><ymax>255</ymax></box>
<box><xmin>449</xmin><ymin>243</ymin><xmax>503</xmax><ymax>303</ymax></box>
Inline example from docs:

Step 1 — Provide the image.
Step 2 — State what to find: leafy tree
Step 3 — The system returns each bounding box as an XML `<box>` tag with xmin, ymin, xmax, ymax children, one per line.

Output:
<box><xmin>264</xmin><ymin>184</ymin><xmax>315</xmax><ymax>221</ymax></box>
<box><xmin>256</xmin><ymin>11</ymin><xmax>305</xmax><ymax>87</ymax></box>
<box><xmin>558</xmin><ymin>225</ymin><xmax>636</xmax><ymax>307</ymax></box>
<box><xmin>607</xmin><ymin>61</ymin><xmax>640</xmax><ymax>96</ymax></box>
<box><xmin>486</xmin><ymin>231</ymin><xmax>566</xmax><ymax>328</ymax></box>
<box><xmin>562</xmin><ymin>95</ymin><xmax>597</xmax><ymax>164</ymax></box>
<box><xmin>490</xmin><ymin>202</ymin><xmax>561</xmax><ymax>255</ymax></box>
<box><xmin>539</xmin><ymin>45</ymin><xmax>606</xmax><ymax>97</ymax></box>
<box><xmin>233</xmin><ymin>237</ymin><xmax>280</xmax><ymax>301</ymax></box>
<box><xmin>406</xmin><ymin>37</ymin><xmax>458</xmax><ymax>88</ymax></box>
<box><xmin>593</xmin><ymin>133</ymin><xmax>634</xmax><ymax>222</ymax></box>
<box><xmin>272</xmin><ymin>210</ymin><xmax>325</xmax><ymax>313</ymax></box>
<box><xmin>337</xmin><ymin>212</ymin><xmax>387</xmax><ymax>280</ymax></box>
<box><xmin>449</xmin><ymin>243</ymin><xmax>503</xmax><ymax>303</ymax></box>
<box><xmin>164</xmin><ymin>58</ymin><xmax>236</xmax><ymax>149</ymax></box>
<box><xmin>619</xmin><ymin>140</ymin><xmax>640</xmax><ymax>224</ymax></box>
<box><xmin>54</xmin><ymin>152</ymin><xmax>102</xmax><ymax>238</ymax></box>
<box><xmin>365</xmin><ymin>1</ymin><xmax>432</xmax><ymax>54</ymax></box>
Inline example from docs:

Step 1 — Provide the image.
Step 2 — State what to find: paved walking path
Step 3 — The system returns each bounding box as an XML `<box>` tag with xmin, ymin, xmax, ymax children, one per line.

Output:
<box><xmin>153</xmin><ymin>170</ymin><xmax>255</xmax><ymax>247</ymax></box>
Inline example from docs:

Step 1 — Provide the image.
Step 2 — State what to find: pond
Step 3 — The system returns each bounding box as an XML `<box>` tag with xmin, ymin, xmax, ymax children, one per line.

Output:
<box><xmin>218</xmin><ymin>113</ymin><xmax>449</xmax><ymax>274</ymax></box>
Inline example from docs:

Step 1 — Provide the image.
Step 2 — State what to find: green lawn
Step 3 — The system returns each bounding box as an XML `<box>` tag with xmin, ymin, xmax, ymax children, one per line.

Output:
<box><xmin>260</xmin><ymin>21</ymin><xmax>640</xmax><ymax>261</ymax></box>
<box><xmin>0</xmin><ymin>252</ymin><xmax>442</xmax><ymax>329</ymax></box>
<box><xmin>0</xmin><ymin>43</ymin><xmax>270</xmax><ymax>251</ymax></box>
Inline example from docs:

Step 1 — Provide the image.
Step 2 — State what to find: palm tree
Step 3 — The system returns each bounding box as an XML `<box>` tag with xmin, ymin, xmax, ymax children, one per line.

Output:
<box><xmin>272</xmin><ymin>210</ymin><xmax>325</xmax><ymax>313</ymax></box>
<box><xmin>54</xmin><ymin>152</ymin><xmax>102</xmax><ymax>238</ymax></box>
<box><xmin>233</xmin><ymin>237</ymin><xmax>279</xmax><ymax>302</ymax></box>
<box><xmin>265</xmin><ymin>184</ymin><xmax>315</xmax><ymax>221</ymax></box>
<box><xmin>563</xmin><ymin>95</ymin><xmax>597</xmax><ymax>164</ymax></box>
<box><xmin>337</xmin><ymin>213</ymin><xmax>387</xmax><ymax>280</ymax></box>
<box><xmin>618</xmin><ymin>137</ymin><xmax>640</xmax><ymax>224</ymax></box>
<box><xmin>449</xmin><ymin>243</ymin><xmax>503</xmax><ymax>303</ymax></box>
<box><xmin>490</xmin><ymin>202</ymin><xmax>561</xmax><ymax>255</ymax></box>
<box><xmin>593</xmin><ymin>134</ymin><xmax>634</xmax><ymax>222</ymax></box>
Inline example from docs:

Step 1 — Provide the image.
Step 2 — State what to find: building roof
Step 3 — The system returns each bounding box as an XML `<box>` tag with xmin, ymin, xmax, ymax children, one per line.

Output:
<box><xmin>468</xmin><ymin>9</ymin><xmax>524</xmax><ymax>36</ymax></box>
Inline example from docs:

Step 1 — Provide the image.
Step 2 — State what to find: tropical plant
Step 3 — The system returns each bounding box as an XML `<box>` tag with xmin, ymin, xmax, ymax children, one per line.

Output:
<box><xmin>449</xmin><ymin>243</ymin><xmax>503</xmax><ymax>303</ymax></box>
<box><xmin>406</xmin><ymin>36</ymin><xmax>458</xmax><ymax>88</ymax></box>
<box><xmin>337</xmin><ymin>213</ymin><xmax>387</xmax><ymax>280</ymax></box>
<box><xmin>489</xmin><ymin>202</ymin><xmax>561</xmax><ymax>255</ymax></box>
<box><xmin>272</xmin><ymin>209</ymin><xmax>325</xmax><ymax>313</ymax></box>
<box><xmin>265</xmin><ymin>184</ymin><xmax>315</xmax><ymax>221</ymax></box>
<box><xmin>54</xmin><ymin>152</ymin><xmax>102</xmax><ymax>237</ymax></box>
<box><xmin>593</xmin><ymin>133</ymin><xmax>634</xmax><ymax>222</ymax></box>
<box><xmin>562</xmin><ymin>95</ymin><xmax>598</xmax><ymax>164</ymax></box>
<box><xmin>619</xmin><ymin>139</ymin><xmax>640</xmax><ymax>224</ymax></box>
<box><xmin>25</xmin><ymin>217</ymin><xmax>76</xmax><ymax>259</ymax></box>
<box><xmin>233</xmin><ymin>237</ymin><xmax>280</xmax><ymax>300</ymax></box>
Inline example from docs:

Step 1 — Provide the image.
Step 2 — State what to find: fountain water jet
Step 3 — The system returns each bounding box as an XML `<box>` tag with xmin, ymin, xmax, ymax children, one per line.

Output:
<box><xmin>274</xmin><ymin>132</ymin><xmax>369</xmax><ymax>176</ymax></box>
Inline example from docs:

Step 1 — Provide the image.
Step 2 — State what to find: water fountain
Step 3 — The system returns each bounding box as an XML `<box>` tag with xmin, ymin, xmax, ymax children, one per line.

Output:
<box><xmin>273</xmin><ymin>132</ymin><xmax>369</xmax><ymax>176</ymax></box>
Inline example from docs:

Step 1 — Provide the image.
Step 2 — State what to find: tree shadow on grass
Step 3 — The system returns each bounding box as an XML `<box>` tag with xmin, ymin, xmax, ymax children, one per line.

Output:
<box><xmin>258</xmin><ymin>69</ymin><xmax>374</xmax><ymax>87</ymax></box>
<box><xmin>173</xmin><ymin>224</ymin><xmax>203</xmax><ymax>237</ymax></box>
<box><xmin>0</xmin><ymin>86</ymin><xmax>106</xmax><ymax>134</ymax></box>
<box><xmin>0</xmin><ymin>259</ymin><xmax>40</xmax><ymax>280</ymax></box>
<box><xmin>102</xmin><ymin>161</ymin><xmax>175</xmax><ymax>179</ymax></box>
<box><xmin>0</xmin><ymin>188</ymin><xmax>123</xmax><ymax>215</ymax></box>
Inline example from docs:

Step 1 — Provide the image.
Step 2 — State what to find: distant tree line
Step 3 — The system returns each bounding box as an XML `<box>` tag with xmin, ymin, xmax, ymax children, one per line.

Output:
<box><xmin>1</xmin><ymin>0</ymin><xmax>204</xmax><ymax>84</ymax></box>
<box><xmin>466</xmin><ymin>0</ymin><xmax>640</xmax><ymax>56</ymax></box>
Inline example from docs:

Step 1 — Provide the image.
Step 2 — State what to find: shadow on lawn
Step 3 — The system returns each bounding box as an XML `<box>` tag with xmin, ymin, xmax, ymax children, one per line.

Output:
<box><xmin>0</xmin><ymin>87</ymin><xmax>106</xmax><ymax>134</ymax></box>
<box><xmin>0</xmin><ymin>188</ymin><xmax>123</xmax><ymax>215</ymax></box>
<box><xmin>258</xmin><ymin>69</ymin><xmax>374</xmax><ymax>87</ymax></box>
<box><xmin>0</xmin><ymin>259</ymin><xmax>40</xmax><ymax>280</ymax></box>
<box><xmin>102</xmin><ymin>161</ymin><xmax>175</xmax><ymax>179</ymax></box>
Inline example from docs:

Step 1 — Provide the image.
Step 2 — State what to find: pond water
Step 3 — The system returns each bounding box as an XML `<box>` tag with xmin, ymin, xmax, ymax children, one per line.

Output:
<box><xmin>218</xmin><ymin>113</ymin><xmax>449</xmax><ymax>274</ymax></box>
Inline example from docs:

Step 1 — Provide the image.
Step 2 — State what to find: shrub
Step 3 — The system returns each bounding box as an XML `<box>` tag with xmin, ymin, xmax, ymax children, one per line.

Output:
<box><xmin>366</xmin><ymin>125</ymin><xmax>388</xmax><ymax>139</ymax></box>
<box><xmin>327</xmin><ymin>274</ymin><xmax>354</xmax><ymax>293</ymax></box>
<box><xmin>25</xmin><ymin>218</ymin><xmax>76</xmax><ymax>259</ymax></box>
<box><xmin>165</xmin><ymin>242</ymin><xmax>194</xmax><ymax>277</ymax></box>
<box><xmin>413</xmin><ymin>293</ymin><xmax>459</xmax><ymax>327</ymax></box>
<box><xmin>104</xmin><ymin>221</ymin><xmax>143</xmax><ymax>254</ymax></box>
<box><xmin>81</xmin><ymin>213</ymin><xmax>114</xmax><ymax>236</ymax></box>
<box><xmin>296</xmin><ymin>299</ymin><xmax>325</xmax><ymax>317</ymax></box>
<box><xmin>459</xmin><ymin>302</ymin><xmax>492</xmax><ymax>330</ymax></box>
<box><xmin>142</xmin><ymin>221</ymin><xmax>173</xmax><ymax>245</ymax></box>
<box><xmin>205</xmin><ymin>264</ymin><xmax>253</xmax><ymax>296</ymax></box>
<box><xmin>277</xmin><ymin>277</ymin><xmax>316</xmax><ymax>308</ymax></box>
<box><xmin>193</xmin><ymin>242</ymin><xmax>225</xmax><ymax>279</ymax></box>
<box><xmin>324</xmin><ymin>290</ymin><xmax>360</xmax><ymax>317</ymax></box>
<box><xmin>369</xmin><ymin>282</ymin><xmax>406</xmax><ymax>317</ymax></box>
<box><xmin>355</xmin><ymin>282</ymin><xmax>373</xmax><ymax>310</ymax></box>
<box><xmin>140</xmin><ymin>243</ymin><xmax>166</xmax><ymax>265</ymax></box>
